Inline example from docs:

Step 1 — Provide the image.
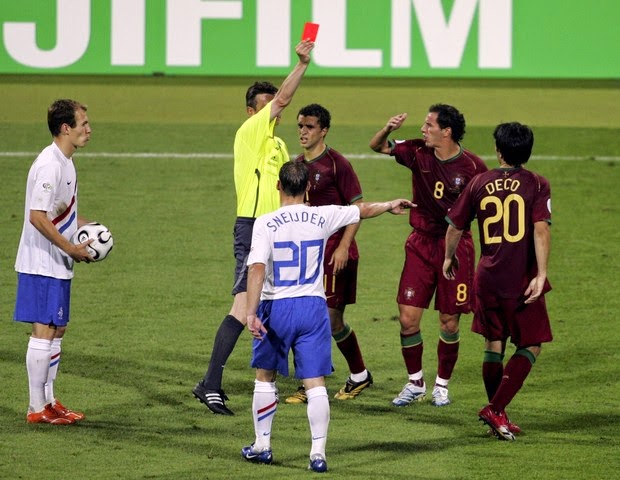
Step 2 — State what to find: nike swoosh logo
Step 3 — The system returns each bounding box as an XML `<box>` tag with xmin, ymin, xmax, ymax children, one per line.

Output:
<box><xmin>312</xmin><ymin>435</ymin><xmax>325</xmax><ymax>441</ymax></box>
<box><xmin>456</xmin><ymin>302</ymin><xmax>468</xmax><ymax>306</ymax></box>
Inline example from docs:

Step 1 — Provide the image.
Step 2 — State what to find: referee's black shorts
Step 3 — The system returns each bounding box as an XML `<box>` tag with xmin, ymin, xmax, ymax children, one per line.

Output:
<box><xmin>231</xmin><ymin>216</ymin><xmax>255</xmax><ymax>295</ymax></box>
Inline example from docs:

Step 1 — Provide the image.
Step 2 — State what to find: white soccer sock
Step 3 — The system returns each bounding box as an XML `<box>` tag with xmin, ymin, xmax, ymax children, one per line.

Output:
<box><xmin>26</xmin><ymin>337</ymin><xmax>52</xmax><ymax>412</ymax></box>
<box><xmin>408</xmin><ymin>370</ymin><xmax>424</xmax><ymax>385</ymax></box>
<box><xmin>435</xmin><ymin>375</ymin><xmax>449</xmax><ymax>388</ymax></box>
<box><xmin>45</xmin><ymin>337</ymin><xmax>63</xmax><ymax>404</ymax></box>
<box><xmin>350</xmin><ymin>369</ymin><xmax>368</xmax><ymax>383</ymax></box>
<box><xmin>252</xmin><ymin>380</ymin><xmax>278</xmax><ymax>451</ymax></box>
<box><xmin>306</xmin><ymin>386</ymin><xmax>329</xmax><ymax>458</ymax></box>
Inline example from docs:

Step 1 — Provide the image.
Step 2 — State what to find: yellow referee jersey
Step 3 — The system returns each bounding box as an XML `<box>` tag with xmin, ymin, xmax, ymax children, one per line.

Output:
<box><xmin>233</xmin><ymin>101</ymin><xmax>290</xmax><ymax>218</ymax></box>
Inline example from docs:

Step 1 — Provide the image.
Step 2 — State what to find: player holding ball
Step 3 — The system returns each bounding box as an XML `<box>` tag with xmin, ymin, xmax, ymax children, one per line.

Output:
<box><xmin>14</xmin><ymin>99</ymin><xmax>105</xmax><ymax>424</ymax></box>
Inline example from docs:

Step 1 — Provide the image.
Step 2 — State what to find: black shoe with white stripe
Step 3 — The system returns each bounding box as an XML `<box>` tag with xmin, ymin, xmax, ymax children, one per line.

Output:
<box><xmin>192</xmin><ymin>383</ymin><xmax>234</xmax><ymax>416</ymax></box>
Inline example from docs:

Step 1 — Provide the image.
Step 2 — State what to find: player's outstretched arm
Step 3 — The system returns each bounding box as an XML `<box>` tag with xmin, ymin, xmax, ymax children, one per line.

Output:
<box><xmin>358</xmin><ymin>199</ymin><xmax>414</xmax><ymax>218</ymax></box>
<box><xmin>369</xmin><ymin>113</ymin><xmax>408</xmax><ymax>154</ymax></box>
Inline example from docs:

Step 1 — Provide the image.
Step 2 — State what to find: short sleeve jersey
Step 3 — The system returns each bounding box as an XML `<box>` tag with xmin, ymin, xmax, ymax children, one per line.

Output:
<box><xmin>295</xmin><ymin>147</ymin><xmax>363</xmax><ymax>249</ymax></box>
<box><xmin>15</xmin><ymin>143</ymin><xmax>78</xmax><ymax>279</ymax></box>
<box><xmin>447</xmin><ymin>166</ymin><xmax>552</xmax><ymax>298</ymax></box>
<box><xmin>391</xmin><ymin>139</ymin><xmax>487</xmax><ymax>237</ymax></box>
<box><xmin>247</xmin><ymin>204</ymin><xmax>361</xmax><ymax>301</ymax></box>
<box><xmin>234</xmin><ymin>100</ymin><xmax>290</xmax><ymax>218</ymax></box>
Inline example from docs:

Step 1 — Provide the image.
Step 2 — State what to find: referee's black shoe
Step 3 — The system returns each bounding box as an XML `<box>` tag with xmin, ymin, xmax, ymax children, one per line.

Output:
<box><xmin>192</xmin><ymin>383</ymin><xmax>234</xmax><ymax>416</ymax></box>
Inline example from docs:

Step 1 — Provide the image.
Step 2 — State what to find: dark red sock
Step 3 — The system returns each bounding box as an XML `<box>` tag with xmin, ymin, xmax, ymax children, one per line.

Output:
<box><xmin>437</xmin><ymin>339</ymin><xmax>459</xmax><ymax>380</ymax></box>
<box><xmin>401</xmin><ymin>331</ymin><xmax>423</xmax><ymax>375</ymax></box>
<box><xmin>491</xmin><ymin>354</ymin><xmax>533</xmax><ymax>412</ymax></box>
<box><xmin>335</xmin><ymin>329</ymin><xmax>366</xmax><ymax>374</ymax></box>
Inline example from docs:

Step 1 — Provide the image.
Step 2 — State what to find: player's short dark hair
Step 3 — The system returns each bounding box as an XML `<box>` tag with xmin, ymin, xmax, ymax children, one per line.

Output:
<box><xmin>429</xmin><ymin>103</ymin><xmax>466</xmax><ymax>143</ymax></box>
<box><xmin>279</xmin><ymin>161</ymin><xmax>309</xmax><ymax>197</ymax></box>
<box><xmin>48</xmin><ymin>99</ymin><xmax>87</xmax><ymax>136</ymax></box>
<box><xmin>245</xmin><ymin>81</ymin><xmax>278</xmax><ymax>109</ymax></box>
<box><xmin>493</xmin><ymin>122</ymin><xmax>534</xmax><ymax>166</ymax></box>
<box><xmin>297</xmin><ymin>103</ymin><xmax>331</xmax><ymax>130</ymax></box>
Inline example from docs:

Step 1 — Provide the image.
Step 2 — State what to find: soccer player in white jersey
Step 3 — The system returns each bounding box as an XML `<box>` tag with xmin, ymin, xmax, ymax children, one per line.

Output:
<box><xmin>14</xmin><ymin>99</ymin><xmax>96</xmax><ymax>425</ymax></box>
<box><xmin>241</xmin><ymin>161</ymin><xmax>413</xmax><ymax>472</ymax></box>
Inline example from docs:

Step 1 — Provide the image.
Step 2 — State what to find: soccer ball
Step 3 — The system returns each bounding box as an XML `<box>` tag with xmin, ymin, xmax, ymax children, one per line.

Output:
<box><xmin>70</xmin><ymin>222</ymin><xmax>114</xmax><ymax>262</ymax></box>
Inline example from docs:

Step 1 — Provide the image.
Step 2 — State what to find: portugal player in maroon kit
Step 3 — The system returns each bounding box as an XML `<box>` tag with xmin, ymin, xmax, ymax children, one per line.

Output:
<box><xmin>370</xmin><ymin>105</ymin><xmax>487</xmax><ymax>407</ymax></box>
<box><xmin>444</xmin><ymin>122</ymin><xmax>553</xmax><ymax>440</ymax></box>
<box><xmin>284</xmin><ymin>104</ymin><xmax>373</xmax><ymax>404</ymax></box>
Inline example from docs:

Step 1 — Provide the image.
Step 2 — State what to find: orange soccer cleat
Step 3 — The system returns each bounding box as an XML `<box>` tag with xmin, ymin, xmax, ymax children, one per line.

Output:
<box><xmin>27</xmin><ymin>403</ymin><xmax>75</xmax><ymax>425</ymax></box>
<box><xmin>52</xmin><ymin>400</ymin><xmax>85</xmax><ymax>422</ymax></box>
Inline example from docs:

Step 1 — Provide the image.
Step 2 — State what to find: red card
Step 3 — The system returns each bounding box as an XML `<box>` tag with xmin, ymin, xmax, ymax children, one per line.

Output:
<box><xmin>301</xmin><ymin>22</ymin><xmax>319</xmax><ymax>42</ymax></box>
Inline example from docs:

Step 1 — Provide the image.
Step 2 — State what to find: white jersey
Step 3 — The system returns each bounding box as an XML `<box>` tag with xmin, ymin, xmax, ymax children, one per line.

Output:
<box><xmin>15</xmin><ymin>142</ymin><xmax>78</xmax><ymax>279</ymax></box>
<box><xmin>248</xmin><ymin>203</ymin><xmax>361</xmax><ymax>300</ymax></box>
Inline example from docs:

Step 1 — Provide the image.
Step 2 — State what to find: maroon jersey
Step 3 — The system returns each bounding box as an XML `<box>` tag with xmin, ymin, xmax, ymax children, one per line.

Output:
<box><xmin>447</xmin><ymin>166</ymin><xmax>552</xmax><ymax>298</ymax></box>
<box><xmin>392</xmin><ymin>139</ymin><xmax>487</xmax><ymax>237</ymax></box>
<box><xmin>296</xmin><ymin>147</ymin><xmax>363</xmax><ymax>206</ymax></box>
<box><xmin>295</xmin><ymin>147</ymin><xmax>363</xmax><ymax>256</ymax></box>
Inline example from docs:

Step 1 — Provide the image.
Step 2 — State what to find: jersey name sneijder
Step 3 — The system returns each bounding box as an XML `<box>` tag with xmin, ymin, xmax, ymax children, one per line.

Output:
<box><xmin>266</xmin><ymin>210</ymin><xmax>327</xmax><ymax>232</ymax></box>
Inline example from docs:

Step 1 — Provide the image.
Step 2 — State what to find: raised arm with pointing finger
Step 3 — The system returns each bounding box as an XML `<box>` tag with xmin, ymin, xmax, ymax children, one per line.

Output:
<box><xmin>192</xmin><ymin>39</ymin><xmax>316</xmax><ymax>416</ymax></box>
<box><xmin>368</xmin><ymin>104</ymin><xmax>487</xmax><ymax>409</ymax></box>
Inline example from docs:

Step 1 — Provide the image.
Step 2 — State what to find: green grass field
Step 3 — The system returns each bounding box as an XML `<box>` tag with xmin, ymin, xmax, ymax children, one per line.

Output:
<box><xmin>0</xmin><ymin>75</ymin><xmax>619</xmax><ymax>479</ymax></box>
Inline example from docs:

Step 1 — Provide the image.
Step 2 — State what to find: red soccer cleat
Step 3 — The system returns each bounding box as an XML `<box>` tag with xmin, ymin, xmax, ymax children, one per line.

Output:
<box><xmin>504</xmin><ymin>412</ymin><xmax>521</xmax><ymax>434</ymax></box>
<box><xmin>479</xmin><ymin>404</ymin><xmax>515</xmax><ymax>441</ymax></box>
<box><xmin>487</xmin><ymin>411</ymin><xmax>522</xmax><ymax>436</ymax></box>
<box><xmin>27</xmin><ymin>403</ymin><xmax>75</xmax><ymax>425</ymax></box>
<box><xmin>52</xmin><ymin>400</ymin><xmax>85</xmax><ymax>422</ymax></box>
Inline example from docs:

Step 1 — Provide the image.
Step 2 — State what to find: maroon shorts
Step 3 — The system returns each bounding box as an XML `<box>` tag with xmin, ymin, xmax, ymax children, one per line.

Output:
<box><xmin>471</xmin><ymin>293</ymin><xmax>553</xmax><ymax>346</ymax></box>
<box><xmin>323</xmin><ymin>237</ymin><xmax>358</xmax><ymax>309</ymax></box>
<box><xmin>397</xmin><ymin>230</ymin><xmax>474</xmax><ymax>314</ymax></box>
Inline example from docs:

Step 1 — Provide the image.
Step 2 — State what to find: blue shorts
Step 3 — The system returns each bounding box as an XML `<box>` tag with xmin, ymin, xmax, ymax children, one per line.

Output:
<box><xmin>251</xmin><ymin>296</ymin><xmax>332</xmax><ymax>379</ymax></box>
<box><xmin>14</xmin><ymin>273</ymin><xmax>71</xmax><ymax>326</ymax></box>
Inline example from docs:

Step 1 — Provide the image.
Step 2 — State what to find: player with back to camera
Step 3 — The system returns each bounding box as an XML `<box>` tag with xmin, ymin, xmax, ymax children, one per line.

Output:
<box><xmin>284</xmin><ymin>103</ymin><xmax>372</xmax><ymax>405</ymax></box>
<box><xmin>192</xmin><ymin>39</ymin><xmax>315</xmax><ymax>415</ymax></box>
<box><xmin>14</xmin><ymin>99</ymin><xmax>97</xmax><ymax>425</ymax></box>
<box><xmin>443</xmin><ymin>122</ymin><xmax>553</xmax><ymax>441</ymax></box>
<box><xmin>241</xmin><ymin>161</ymin><xmax>414</xmax><ymax>472</ymax></box>
<box><xmin>369</xmin><ymin>105</ymin><xmax>488</xmax><ymax>407</ymax></box>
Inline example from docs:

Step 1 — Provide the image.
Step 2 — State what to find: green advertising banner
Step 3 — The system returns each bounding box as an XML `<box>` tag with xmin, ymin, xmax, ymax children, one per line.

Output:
<box><xmin>0</xmin><ymin>0</ymin><xmax>617</xmax><ymax>78</ymax></box>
